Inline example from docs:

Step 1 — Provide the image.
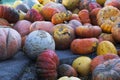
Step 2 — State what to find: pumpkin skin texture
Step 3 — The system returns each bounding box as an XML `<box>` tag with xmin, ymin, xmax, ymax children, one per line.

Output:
<box><xmin>92</xmin><ymin>59</ymin><xmax>120</xmax><ymax>80</ymax></box>
<box><xmin>105</xmin><ymin>0</ymin><xmax>120</xmax><ymax>10</ymax></box>
<box><xmin>79</xmin><ymin>0</ymin><xmax>101</xmax><ymax>11</ymax></box>
<box><xmin>78</xmin><ymin>9</ymin><xmax>91</xmax><ymax>24</ymax></box>
<box><xmin>111</xmin><ymin>23</ymin><xmax>120</xmax><ymax>43</ymax></box>
<box><xmin>36</xmin><ymin>49</ymin><xmax>59</xmax><ymax>80</ymax></box>
<box><xmin>25</xmin><ymin>9</ymin><xmax>44</xmax><ymax>22</ymax></box>
<box><xmin>75</xmin><ymin>25</ymin><xmax>102</xmax><ymax>38</ymax></box>
<box><xmin>71</xmin><ymin>38</ymin><xmax>99</xmax><ymax>55</ymax></box>
<box><xmin>0</xmin><ymin>18</ymin><xmax>10</xmax><ymax>26</ymax></box>
<box><xmin>0</xmin><ymin>28</ymin><xmax>21</xmax><ymax>60</ymax></box>
<box><xmin>24</xmin><ymin>30</ymin><xmax>55</xmax><ymax>60</ymax></box>
<box><xmin>68</xmin><ymin>19</ymin><xmax>82</xmax><ymax>31</ymax></box>
<box><xmin>62</xmin><ymin>0</ymin><xmax>79</xmax><ymax>10</ymax></box>
<box><xmin>0</xmin><ymin>5</ymin><xmax>19</xmax><ymax>23</ymax></box>
<box><xmin>30</xmin><ymin>21</ymin><xmax>54</xmax><ymax>34</ymax></box>
<box><xmin>98</xmin><ymin>33</ymin><xmax>115</xmax><ymax>44</ymax></box>
<box><xmin>51</xmin><ymin>11</ymin><xmax>72</xmax><ymax>25</ymax></box>
<box><xmin>91</xmin><ymin>53</ymin><xmax>119</xmax><ymax>72</ymax></box>
<box><xmin>72</xmin><ymin>56</ymin><xmax>92</xmax><ymax>76</ymax></box>
<box><xmin>51</xmin><ymin>24</ymin><xmax>75</xmax><ymax>50</ymax></box>
<box><xmin>97</xmin><ymin>6</ymin><xmax>120</xmax><ymax>33</ymax></box>
<box><xmin>97</xmin><ymin>41</ymin><xmax>117</xmax><ymax>55</ymax></box>
<box><xmin>13</xmin><ymin>20</ymin><xmax>31</xmax><ymax>37</ymax></box>
<box><xmin>58</xmin><ymin>64</ymin><xmax>78</xmax><ymax>77</ymax></box>
<box><xmin>41</xmin><ymin>2</ymin><xmax>66</xmax><ymax>21</ymax></box>
<box><xmin>58</xmin><ymin>76</ymin><xmax>81</xmax><ymax>80</ymax></box>
<box><xmin>90</xmin><ymin>8</ymin><xmax>101</xmax><ymax>25</ymax></box>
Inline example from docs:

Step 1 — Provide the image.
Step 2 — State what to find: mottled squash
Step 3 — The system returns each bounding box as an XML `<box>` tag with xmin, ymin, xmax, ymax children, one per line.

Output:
<box><xmin>51</xmin><ymin>24</ymin><xmax>75</xmax><ymax>50</ymax></box>
<box><xmin>97</xmin><ymin>6</ymin><xmax>120</xmax><ymax>33</ymax></box>
<box><xmin>51</xmin><ymin>11</ymin><xmax>72</xmax><ymax>25</ymax></box>
<box><xmin>97</xmin><ymin>41</ymin><xmax>117</xmax><ymax>55</ymax></box>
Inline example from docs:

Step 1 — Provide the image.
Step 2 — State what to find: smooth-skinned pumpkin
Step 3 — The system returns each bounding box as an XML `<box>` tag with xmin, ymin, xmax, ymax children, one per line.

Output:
<box><xmin>71</xmin><ymin>38</ymin><xmax>99</xmax><ymax>55</ymax></box>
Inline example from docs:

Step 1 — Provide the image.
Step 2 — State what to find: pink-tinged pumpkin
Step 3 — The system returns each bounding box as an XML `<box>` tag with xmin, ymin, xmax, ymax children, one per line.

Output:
<box><xmin>0</xmin><ymin>5</ymin><xmax>19</xmax><ymax>23</ymax></box>
<box><xmin>41</xmin><ymin>2</ymin><xmax>66</xmax><ymax>21</ymax></box>
<box><xmin>75</xmin><ymin>25</ymin><xmax>102</xmax><ymax>38</ymax></box>
<box><xmin>25</xmin><ymin>9</ymin><xmax>44</xmax><ymax>22</ymax></box>
<box><xmin>0</xmin><ymin>27</ymin><xmax>21</xmax><ymax>60</ymax></box>
<box><xmin>71</xmin><ymin>38</ymin><xmax>99</xmax><ymax>55</ymax></box>
<box><xmin>91</xmin><ymin>53</ymin><xmax>119</xmax><ymax>72</ymax></box>
<box><xmin>58</xmin><ymin>64</ymin><xmax>78</xmax><ymax>77</ymax></box>
<box><xmin>13</xmin><ymin>20</ymin><xmax>32</xmax><ymax>37</ymax></box>
<box><xmin>36</xmin><ymin>49</ymin><xmax>59</xmax><ymax>80</ymax></box>
<box><xmin>92</xmin><ymin>59</ymin><xmax>120</xmax><ymax>80</ymax></box>
<box><xmin>68</xmin><ymin>20</ymin><xmax>82</xmax><ymax>31</ymax></box>
<box><xmin>70</xmin><ymin>14</ymin><xmax>81</xmax><ymax>22</ymax></box>
<box><xmin>30</xmin><ymin>21</ymin><xmax>54</xmax><ymax>34</ymax></box>
<box><xmin>51</xmin><ymin>24</ymin><xmax>75</xmax><ymax>50</ymax></box>
<box><xmin>0</xmin><ymin>18</ymin><xmax>10</xmax><ymax>26</ymax></box>
<box><xmin>79</xmin><ymin>0</ymin><xmax>101</xmax><ymax>11</ymax></box>
<box><xmin>105</xmin><ymin>0</ymin><xmax>120</xmax><ymax>10</ymax></box>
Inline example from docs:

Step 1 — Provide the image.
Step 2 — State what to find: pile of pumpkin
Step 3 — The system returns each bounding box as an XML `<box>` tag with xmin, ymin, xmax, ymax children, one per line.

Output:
<box><xmin>0</xmin><ymin>0</ymin><xmax>120</xmax><ymax>80</ymax></box>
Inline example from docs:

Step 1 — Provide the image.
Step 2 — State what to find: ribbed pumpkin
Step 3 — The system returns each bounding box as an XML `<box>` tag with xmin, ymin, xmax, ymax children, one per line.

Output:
<box><xmin>51</xmin><ymin>11</ymin><xmax>72</xmax><ymax>25</ymax></box>
<box><xmin>97</xmin><ymin>6</ymin><xmax>120</xmax><ymax>33</ymax></box>
<box><xmin>0</xmin><ymin>27</ymin><xmax>21</xmax><ymax>60</ymax></box>
<box><xmin>92</xmin><ymin>59</ymin><xmax>120</xmax><ymax>80</ymax></box>
<box><xmin>75</xmin><ymin>25</ymin><xmax>102</xmax><ymax>38</ymax></box>
<box><xmin>51</xmin><ymin>24</ymin><xmax>75</xmax><ymax>50</ymax></box>
<box><xmin>0</xmin><ymin>5</ymin><xmax>19</xmax><ymax>23</ymax></box>
<box><xmin>97</xmin><ymin>41</ymin><xmax>117</xmax><ymax>55</ymax></box>
<box><xmin>71</xmin><ymin>38</ymin><xmax>99</xmax><ymax>55</ymax></box>
<box><xmin>91</xmin><ymin>53</ymin><xmax>119</xmax><ymax>72</ymax></box>
<box><xmin>36</xmin><ymin>49</ymin><xmax>59</xmax><ymax>80</ymax></box>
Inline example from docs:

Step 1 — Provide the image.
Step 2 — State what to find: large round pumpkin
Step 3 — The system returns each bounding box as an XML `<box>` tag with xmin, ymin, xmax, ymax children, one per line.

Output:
<box><xmin>92</xmin><ymin>59</ymin><xmax>120</xmax><ymax>80</ymax></box>
<box><xmin>0</xmin><ymin>27</ymin><xmax>21</xmax><ymax>60</ymax></box>
<box><xmin>24</xmin><ymin>30</ymin><xmax>55</xmax><ymax>60</ymax></box>
<box><xmin>91</xmin><ymin>53</ymin><xmax>119</xmax><ymax>72</ymax></box>
<box><xmin>36</xmin><ymin>49</ymin><xmax>59</xmax><ymax>80</ymax></box>
<box><xmin>97</xmin><ymin>6</ymin><xmax>120</xmax><ymax>33</ymax></box>
<box><xmin>51</xmin><ymin>24</ymin><xmax>75</xmax><ymax>50</ymax></box>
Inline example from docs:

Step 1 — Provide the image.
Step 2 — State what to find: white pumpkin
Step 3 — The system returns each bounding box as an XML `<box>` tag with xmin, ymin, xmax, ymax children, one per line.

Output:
<box><xmin>58</xmin><ymin>76</ymin><xmax>81</xmax><ymax>80</ymax></box>
<box><xmin>24</xmin><ymin>30</ymin><xmax>55</xmax><ymax>60</ymax></box>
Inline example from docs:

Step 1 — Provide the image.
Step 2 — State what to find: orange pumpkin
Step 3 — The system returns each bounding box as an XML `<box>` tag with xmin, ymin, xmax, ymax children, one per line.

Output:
<box><xmin>71</xmin><ymin>38</ymin><xmax>99</xmax><ymax>55</ymax></box>
<box><xmin>51</xmin><ymin>11</ymin><xmax>72</xmax><ymax>25</ymax></box>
